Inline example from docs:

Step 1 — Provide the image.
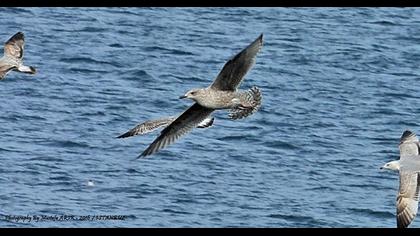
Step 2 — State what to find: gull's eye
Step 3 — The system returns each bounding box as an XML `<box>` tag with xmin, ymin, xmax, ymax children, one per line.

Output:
<box><xmin>191</xmin><ymin>91</ymin><xmax>196</xmax><ymax>95</ymax></box>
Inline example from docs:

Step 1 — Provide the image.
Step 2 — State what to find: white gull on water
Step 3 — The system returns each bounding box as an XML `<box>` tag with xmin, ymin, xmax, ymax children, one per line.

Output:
<box><xmin>0</xmin><ymin>32</ymin><xmax>36</xmax><ymax>80</ymax></box>
<box><xmin>132</xmin><ymin>33</ymin><xmax>264</xmax><ymax>158</ymax></box>
<box><xmin>381</xmin><ymin>130</ymin><xmax>420</xmax><ymax>228</ymax></box>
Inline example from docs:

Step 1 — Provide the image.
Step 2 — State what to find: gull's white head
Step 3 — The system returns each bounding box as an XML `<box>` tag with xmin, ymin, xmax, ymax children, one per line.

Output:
<box><xmin>380</xmin><ymin>160</ymin><xmax>400</xmax><ymax>171</ymax></box>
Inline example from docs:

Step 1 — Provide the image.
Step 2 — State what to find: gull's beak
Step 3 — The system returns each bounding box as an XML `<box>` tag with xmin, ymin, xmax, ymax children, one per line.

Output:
<box><xmin>179</xmin><ymin>95</ymin><xmax>187</xmax><ymax>99</ymax></box>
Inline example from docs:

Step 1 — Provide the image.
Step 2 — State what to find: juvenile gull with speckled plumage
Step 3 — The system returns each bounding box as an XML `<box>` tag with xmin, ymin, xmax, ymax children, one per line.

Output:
<box><xmin>381</xmin><ymin>130</ymin><xmax>420</xmax><ymax>228</ymax></box>
<box><xmin>0</xmin><ymin>32</ymin><xmax>36</xmax><ymax>80</ymax></box>
<box><xmin>136</xmin><ymin>33</ymin><xmax>264</xmax><ymax>158</ymax></box>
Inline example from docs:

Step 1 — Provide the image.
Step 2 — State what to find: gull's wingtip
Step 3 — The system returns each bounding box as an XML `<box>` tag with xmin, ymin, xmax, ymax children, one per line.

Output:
<box><xmin>136</xmin><ymin>150</ymin><xmax>151</xmax><ymax>160</ymax></box>
<box><xmin>254</xmin><ymin>33</ymin><xmax>263</xmax><ymax>47</ymax></box>
<box><xmin>29</xmin><ymin>66</ymin><xmax>36</xmax><ymax>74</ymax></box>
<box><xmin>10</xmin><ymin>32</ymin><xmax>24</xmax><ymax>41</ymax></box>
<box><xmin>134</xmin><ymin>154</ymin><xmax>145</xmax><ymax>160</ymax></box>
<box><xmin>400</xmin><ymin>129</ymin><xmax>417</xmax><ymax>144</ymax></box>
<box><xmin>402</xmin><ymin>129</ymin><xmax>414</xmax><ymax>136</ymax></box>
<box><xmin>116</xmin><ymin>132</ymin><xmax>128</xmax><ymax>139</ymax></box>
<box><xmin>14</xmin><ymin>32</ymin><xmax>24</xmax><ymax>37</ymax></box>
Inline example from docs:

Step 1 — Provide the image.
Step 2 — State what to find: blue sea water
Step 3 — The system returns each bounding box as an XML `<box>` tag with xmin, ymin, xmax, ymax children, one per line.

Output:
<box><xmin>0</xmin><ymin>7</ymin><xmax>419</xmax><ymax>227</ymax></box>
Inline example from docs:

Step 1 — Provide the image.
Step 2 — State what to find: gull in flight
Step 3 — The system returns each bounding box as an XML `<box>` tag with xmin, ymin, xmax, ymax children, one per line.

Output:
<box><xmin>0</xmin><ymin>32</ymin><xmax>36</xmax><ymax>80</ymax></box>
<box><xmin>136</xmin><ymin>34</ymin><xmax>264</xmax><ymax>158</ymax></box>
<box><xmin>381</xmin><ymin>130</ymin><xmax>420</xmax><ymax>228</ymax></box>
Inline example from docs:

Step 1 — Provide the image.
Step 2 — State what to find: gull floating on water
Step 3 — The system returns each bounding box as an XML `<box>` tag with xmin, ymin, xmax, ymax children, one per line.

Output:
<box><xmin>117</xmin><ymin>116</ymin><xmax>214</xmax><ymax>138</ymax></box>
<box><xmin>87</xmin><ymin>180</ymin><xmax>95</xmax><ymax>187</ymax></box>
<box><xmin>137</xmin><ymin>34</ymin><xmax>264</xmax><ymax>158</ymax></box>
<box><xmin>381</xmin><ymin>130</ymin><xmax>420</xmax><ymax>228</ymax></box>
<box><xmin>0</xmin><ymin>32</ymin><xmax>36</xmax><ymax>80</ymax></box>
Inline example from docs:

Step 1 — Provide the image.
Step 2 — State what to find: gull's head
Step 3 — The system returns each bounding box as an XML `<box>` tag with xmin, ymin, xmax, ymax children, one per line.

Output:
<box><xmin>179</xmin><ymin>88</ymin><xmax>206</xmax><ymax>102</ymax></box>
<box><xmin>380</xmin><ymin>160</ymin><xmax>400</xmax><ymax>171</ymax></box>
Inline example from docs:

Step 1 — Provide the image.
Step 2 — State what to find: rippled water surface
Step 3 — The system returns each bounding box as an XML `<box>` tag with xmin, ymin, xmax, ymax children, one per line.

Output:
<box><xmin>0</xmin><ymin>7</ymin><xmax>420</xmax><ymax>227</ymax></box>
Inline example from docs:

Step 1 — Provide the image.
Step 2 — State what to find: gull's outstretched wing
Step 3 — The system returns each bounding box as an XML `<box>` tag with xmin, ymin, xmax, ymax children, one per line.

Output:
<box><xmin>400</xmin><ymin>130</ymin><xmax>420</xmax><ymax>158</ymax></box>
<box><xmin>210</xmin><ymin>34</ymin><xmax>263</xmax><ymax>91</ymax></box>
<box><xmin>4</xmin><ymin>32</ymin><xmax>24</xmax><ymax>60</ymax></box>
<box><xmin>138</xmin><ymin>103</ymin><xmax>214</xmax><ymax>158</ymax></box>
<box><xmin>117</xmin><ymin>117</ymin><xmax>176</xmax><ymax>138</ymax></box>
<box><xmin>118</xmin><ymin>116</ymin><xmax>214</xmax><ymax>139</ymax></box>
<box><xmin>0</xmin><ymin>64</ymin><xmax>14</xmax><ymax>80</ymax></box>
<box><xmin>396</xmin><ymin>172</ymin><xmax>420</xmax><ymax>228</ymax></box>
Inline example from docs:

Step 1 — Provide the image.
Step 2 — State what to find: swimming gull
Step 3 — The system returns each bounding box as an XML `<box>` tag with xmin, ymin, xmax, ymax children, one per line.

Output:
<box><xmin>381</xmin><ymin>130</ymin><xmax>420</xmax><ymax>228</ymax></box>
<box><xmin>117</xmin><ymin>116</ymin><xmax>214</xmax><ymax>138</ymax></box>
<box><xmin>0</xmin><ymin>32</ymin><xmax>36</xmax><ymax>80</ymax></box>
<box><xmin>87</xmin><ymin>180</ymin><xmax>95</xmax><ymax>187</ymax></box>
<box><xmin>138</xmin><ymin>33</ymin><xmax>263</xmax><ymax>158</ymax></box>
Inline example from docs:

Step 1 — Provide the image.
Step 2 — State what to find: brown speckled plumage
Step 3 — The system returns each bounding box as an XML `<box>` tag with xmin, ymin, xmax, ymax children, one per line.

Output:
<box><xmin>0</xmin><ymin>32</ymin><xmax>36</xmax><ymax>80</ymax></box>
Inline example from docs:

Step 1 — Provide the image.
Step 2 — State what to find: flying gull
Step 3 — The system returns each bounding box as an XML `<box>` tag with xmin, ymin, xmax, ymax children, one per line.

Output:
<box><xmin>137</xmin><ymin>33</ymin><xmax>264</xmax><ymax>158</ymax></box>
<box><xmin>0</xmin><ymin>32</ymin><xmax>36</xmax><ymax>80</ymax></box>
<box><xmin>117</xmin><ymin>116</ymin><xmax>214</xmax><ymax>138</ymax></box>
<box><xmin>381</xmin><ymin>130</ymin><xmax>420</xmax><ymax>228</ymax></box>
